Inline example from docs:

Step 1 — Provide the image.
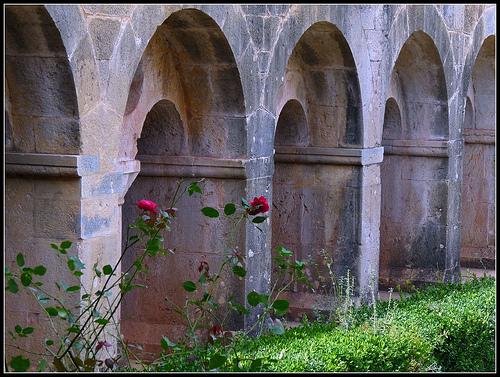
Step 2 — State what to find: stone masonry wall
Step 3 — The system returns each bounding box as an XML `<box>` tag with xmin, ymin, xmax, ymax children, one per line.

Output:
<box><xmin>4</xmin><ymin>4</ymin><xmax>496</xmax><ymax>365</ymax></box>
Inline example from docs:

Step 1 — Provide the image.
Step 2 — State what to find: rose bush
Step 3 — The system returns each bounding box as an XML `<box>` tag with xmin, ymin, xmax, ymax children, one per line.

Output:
<box><xmin>6</xmin><ymin>181</ymin><xmax>307</xmax><ymax>373</ymax></box>
<box><xmin>5</xmin><ymin>179</ymin><xmax>204</xmax><ymax>372</ymax></box>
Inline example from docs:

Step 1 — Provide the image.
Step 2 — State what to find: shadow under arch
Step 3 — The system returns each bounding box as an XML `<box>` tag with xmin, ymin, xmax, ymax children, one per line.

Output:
<box><xmin>380</xmin><ymin>30</ymin><xmax>451</xmax><ymax>291</ymax></box>
<box><xmin>119</xmin><ymin>8</ymin><xmax>248</xmax><ymax>358</ymax></box>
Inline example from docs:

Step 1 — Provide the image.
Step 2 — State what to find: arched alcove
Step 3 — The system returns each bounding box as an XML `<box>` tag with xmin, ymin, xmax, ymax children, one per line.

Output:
<box><xmin>460</xmin><ymin>35</ymin><xmax>495</xmax><ymax>270</ymax></box>
<box><xmin>5</xmin><ymin>5</ymin><xmax>80</xmax><ymax>154</ymax></box>
<box><xmin>272</xmin><ymin>22</ymin><xmax>364</xmax><ymax>321</ymax></box>
<box><xmin>382</xmin><ymin>97</ymin><xmax>402</xmax><ymax>140</ymax></box>
<box><xmin>274</xmin><ymin>99</ymin><xmax>308</xmax><ymax>146</ymax></box>
<box><xmin>136</xmin><ymin>100</ymin><xmax>187</xmax><ymax>156</ymax></box>
<box><xmin>120</xmin><ymin>8</ymin><xmax>247</xmax><ymax>356</ymax></box>
<box><xmin>380</xmin><ymin>31</ymin><xmax>450</xmax><ymax>290</ymax></box>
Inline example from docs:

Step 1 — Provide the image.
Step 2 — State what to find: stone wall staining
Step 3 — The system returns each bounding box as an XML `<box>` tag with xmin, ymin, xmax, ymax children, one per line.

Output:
<box><xmin>461</xmin><ymin>35</ymin><xmax>495</xmax><ymax>269</ymax></box>
<box><xmin>272</xmin><ymin>21</ymin><xmax>365</xmax><ymax>317</ymax></box>
<box><xmin>4</xmin><ymin>4</ymin><xmax>496</xmax><ymax>365</ymax></box>
<box><xmin>380</xmin><ymin>30</ymin><xmax>451</xmax><ymax>290</ymax></box>
<box><xmin>5</xmin><ymin>5</ymin><xmax>86</xmax><ymax>362</ymax></box>
<box><xmin>119</xmin><ymin>8</ymin><xmax>248</xmax><ymax>356</ymax></box>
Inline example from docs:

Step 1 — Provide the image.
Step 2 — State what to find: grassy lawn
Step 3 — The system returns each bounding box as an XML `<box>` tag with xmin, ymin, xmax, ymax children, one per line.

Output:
<box><xmin>233</xmin><ymin>274</ymin><xmax>495</xmax><ymax>372</ymax></box>
<box><xmin>128</xmin><ymin>274</ymin><xmax>495</xmax><ymax>372</ymax></box>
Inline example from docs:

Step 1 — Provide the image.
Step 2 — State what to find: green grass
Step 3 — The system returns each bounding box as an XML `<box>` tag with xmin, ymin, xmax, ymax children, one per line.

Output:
<box><xmin>127</xmin><ymin>274</ymin><xmax>496</xmax><ymax>372</ymax></box>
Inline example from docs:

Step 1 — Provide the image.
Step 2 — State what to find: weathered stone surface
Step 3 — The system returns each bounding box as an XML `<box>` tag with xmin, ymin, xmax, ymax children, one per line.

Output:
<box><xmin>4</xmin><ymin>4</ymin><xmax>495</xmax><ymax>367</ymax></box>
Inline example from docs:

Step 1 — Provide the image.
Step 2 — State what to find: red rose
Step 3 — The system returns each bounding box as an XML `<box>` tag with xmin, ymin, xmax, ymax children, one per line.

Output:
<box><xmin>137</xmin><ymin>199</ymin><xmax>158</xmax><ymax>214</ymax></box>
<box><xmin>198</xmin><ymin>260</ymin><xmax>209</xmax><ymax>272</ymax></box>
<box><xmin>247</xmin><ymin>196</ymin><xmax>269</xmax><ymax>215</ymax></box>
<box><xmin>209</xmin><ymin>325</ymin><xmax>223</xmax><ymax>336</ymax></box>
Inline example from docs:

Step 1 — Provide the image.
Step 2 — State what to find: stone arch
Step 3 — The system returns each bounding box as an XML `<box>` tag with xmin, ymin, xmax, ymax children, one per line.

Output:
<box><xmin>119</xmin><ymin>8</ymin><xmax>246</xmax><ymax>163</ymax></box>
<box><xmin>272</xmin><ymin>21</ymin><xmax>366</xmax><ymax>319</ymax></box>
<box><xmin>460</xmin><ymin>35</ymin><xmax>495</xmax><ymax>270</ymax></box>
<box><xmin>266</xmin><ymin>5</ymin><xmax>373</xmax><ymax>148</ymax></box>
<box><xmin>5</xmin><ymin>5</ymin><xmax>80</xmax><ymax>154</ymax></box>
<box><xmin>385</xmin><ymin>5</ymin><xmax>454</xmax><ymax>106</ymax></box>
<box><xmin>119</xmin><ymin>8</ymin><xmax>248</xmax><ymax>356</ymax></box>
<box><xmin>380</xmin><ymin>30</ymin><xmax>450</xmax><ymax>290</ymax></box>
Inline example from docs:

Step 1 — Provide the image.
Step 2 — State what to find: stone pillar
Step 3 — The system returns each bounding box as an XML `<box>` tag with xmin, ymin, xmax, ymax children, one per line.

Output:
<box><xmin>243</xmin><ymin>155</ymin><xmax>274</xmax><ymax>334</ymax></box>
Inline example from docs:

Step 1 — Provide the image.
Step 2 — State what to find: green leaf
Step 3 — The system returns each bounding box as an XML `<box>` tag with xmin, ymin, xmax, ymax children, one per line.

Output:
<box><xmin>45</xmin><ymin>339</ymin><xmax>54</xmax><ymax>346</ymax></box>
<box><xmin>247</xmin><ymin>291</ymin><xmax>260</xmax><ymax>307</ymax></box>
<box><xmin>60</xmin><ymin>241</ymin><xmax>72</xmax><ymax>249</ymax></box>
<box><xmin>57</xmin><ymin>308</ymin><xmax>68</xmax><ymax>318</ymax></box>
<box><xmin>234</xmin><ymin>305</ymin><xmax>250</xmax><ymax>315</ymax></box>
<box><xmin>21</xmin><ymin>272</ymin><xmax>32</xmax><ymax>287</ymax></box>
<box><xmin>95</xmin><ymin>318</ymin><xmax>110</xmax><ymax>325</ymax></box>
<box><xmin>258</xmin><ymin>294</ymin><xmax>269</xmax><ymax>308</ymax></box>
<box><xmin>182</xmin><ymin>281</ymin><xmax>197</xmax><ymax>292</ymax></box>
<box><xmin>67</xmin><ymin>326</ymin><xmax>80</xmax><ymax>334</ymax></box>
<box><xmin>198</xmin><ymin>272</ymin><xmax>207</xmax><ymax>285</ymax></box>
<box><xmin>6</xmin><ymin>278</ymin><xmax>19</xmax><ymax>293</ymax></box>
<box><xmin>208</xmin><ymin>353</ymin><xmax>227</xmax><ymax>370</ymax></box>
<box><xmin>232</xmin><ymin>265</ymin><xmax>247</xmax><ymax>277</ymax></box>
<box><xmin>15</xmin><ymin>325</ymin><xmax>22</xmax><ymax>334</ymax></box>
<box><xmin>22</xmin><ymin>327</ymin><xmax>34</xmax><ymax>335</ymax></box>
<box><xmin>201</xmin><ymin>207</ymin><xmax>219</xmax><ymax>218</ymax></box>
<box><xmin>37</xmin><ymin>295</ymin><xmax>50</xmax><ymax>303</ymax></box>
<box><xmin>103</xmin><ymin>265</ymin><xmax>113</xmax><ymax>275</ymax></box>
<box><xmin>188</xmin><ymin>182</ymin><xmax>203</xmax><ymax>196</ymax></box>
<box><xmin>272</xmin><ymin>299</ymin><xmax>290</xmax><ymax>316</ymax></box>
<box><xmin>250</xmin><ymin>358</ymin><xmax>263</xmax><ymax>371</ymax></box>
<box><xmin>224</xmin><ymin>203</ymin><xmax>236</xmax><ymax>216</ymax></box>
<box><xmin>161</xmin><ymin>336</ymin><xmax>176</xmax><ymax>351</ymax></box>
<box><xmin>252</xmin><ymin>216</ymin><xmax>268</xmax><ymax>223</ymax></box>
<box><xmin>277</xmin><ymin>245</ymin><xmax>293</xmax><ymax>257</ymax></box>
<box><xmin>45</xmin><ymin>307</ymin><xmax>58</xmax><ymax>317</ymax></box>
<box><xmin>10</xmin><ymin>355</ymin><xmax>30</xmax><ymax>372</ymax></box>
<box><xmin>66</xmin><ymin>285</ymin><xmax>81</xmax><ymax>292</ymax></box>
<box><xmin>94</xmin><ymin>264</ymin><xmax>102</xmax><ymax>277</ymax></box>
<box><xmin>16</xmin><ymin>253</ymin><xmax>25</xmax><ymax>267</ymax></box>
<box><xmin>33</xmin><ymin>265</ymin><xmax>47</xmax><ymax>276</ymax></box>
<box><xmin>69</xmin><ymin>255</ymin><xmax>85</xmax><ymax>269</ymax></box>
<box><xmin>202</xmin><ymin>291</ymin><xmax>211</xmax><ymax>302</ymax></box>
<box><xmin>38</xmin><ymin>359</ymin><xmax>47</xmax><ymax>372</ymax></box>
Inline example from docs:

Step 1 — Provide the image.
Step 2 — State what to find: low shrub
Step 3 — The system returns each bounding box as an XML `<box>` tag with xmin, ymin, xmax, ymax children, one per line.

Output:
<box><xmin>163</xmin><ymin>274</ymin><xmax>494</xmax><ymax>372</ymax></box>
<box><xmin>232</xmin><ymin>321</ymin><xmax>438</xmax><ymax>372</ymax></box>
